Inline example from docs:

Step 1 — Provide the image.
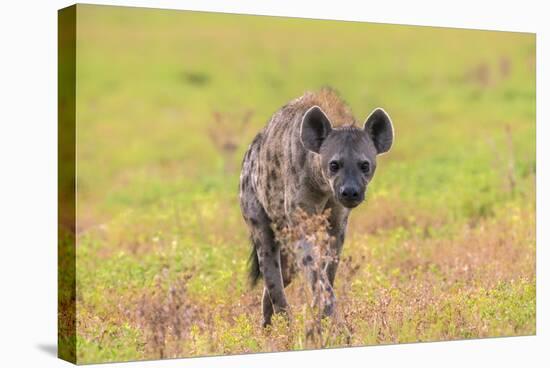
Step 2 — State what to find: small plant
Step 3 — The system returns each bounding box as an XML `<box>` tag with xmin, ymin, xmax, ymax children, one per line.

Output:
<box><xmin>274</xmin><ymin>208</ymin><xmax>338</xmax><ymax>348</ymax></box>
<box><xmin>488</xmin><ymin>124</ymin><xmax>518</xmax><ymax>194</ymax></box>
<box><xmin>208</xmin><ymin>110</ymin><xmax>254</xmax><ymax>173</ymax></box>
<box><xmin>136</xmin><ymin>271</ymin><xmax>196</xmax><ymax>359</ymax></box>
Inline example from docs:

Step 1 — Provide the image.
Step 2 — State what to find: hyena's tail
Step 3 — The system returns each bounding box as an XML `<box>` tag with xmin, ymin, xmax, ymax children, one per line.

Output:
<box><xmin>248</xmin><ymin>240</ymin><xmax>261</xmax><ymax>287</ymax></box>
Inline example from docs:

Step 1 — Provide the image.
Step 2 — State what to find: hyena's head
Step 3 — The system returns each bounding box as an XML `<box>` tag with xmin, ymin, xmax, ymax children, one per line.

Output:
<box><xmin>300</xmin><ymin>105</ymin><xmax>394</xmax><ymax>208</ymax></box>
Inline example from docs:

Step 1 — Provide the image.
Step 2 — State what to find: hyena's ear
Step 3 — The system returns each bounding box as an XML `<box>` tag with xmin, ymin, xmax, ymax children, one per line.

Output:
<box><xmin>364</xmin><ymin>108</ymin><xmax>394</xmax><ymax>155</ymax></box>
<box><xmin>300</xmin><ymin>105</ymin><xmax>333</xmax><ymax>154</ymax></box>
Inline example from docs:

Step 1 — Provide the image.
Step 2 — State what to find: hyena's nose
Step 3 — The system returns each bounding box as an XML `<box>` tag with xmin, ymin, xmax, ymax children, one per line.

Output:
<box><xmin>340</xmin><ymin>186</ymin><xmax>360</xmax><ymax>200</ymax></box>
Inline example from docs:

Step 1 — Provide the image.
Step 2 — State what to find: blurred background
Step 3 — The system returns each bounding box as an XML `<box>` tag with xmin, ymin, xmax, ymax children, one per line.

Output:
<box><xmin>70</xmin><ymin>4</ymin><xmax>535</xmax><ymax>363</ymax></box>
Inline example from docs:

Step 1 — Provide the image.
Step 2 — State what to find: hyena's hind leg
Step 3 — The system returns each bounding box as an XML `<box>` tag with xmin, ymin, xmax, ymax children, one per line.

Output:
<box><xmin>241</xmin><ymin>194</ymin><xmax>288</xmax><ymax>327</ymax></box>
<box><xmin>259</xmin><ymin>241</ymin><xmax>294</xmax><ymax>327</ymax></box>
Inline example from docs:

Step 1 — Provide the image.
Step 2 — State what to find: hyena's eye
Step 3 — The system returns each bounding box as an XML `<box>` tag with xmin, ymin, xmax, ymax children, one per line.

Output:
<box><xmin>359</xmin><ymin>161</ymin><xmax>370</xmax><ymax>173</ymax></box>
<box><xmin>329</xmin><ymin>161</ymin><xmax>340</xmax><ymax>173</ymax></box>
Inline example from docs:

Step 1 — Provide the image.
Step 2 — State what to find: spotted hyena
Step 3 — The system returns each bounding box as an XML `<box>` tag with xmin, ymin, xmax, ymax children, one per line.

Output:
<box><xmin>239</xmin><ymin>88</ymin><xmax>394</xmax><ymax>326</ymax></box>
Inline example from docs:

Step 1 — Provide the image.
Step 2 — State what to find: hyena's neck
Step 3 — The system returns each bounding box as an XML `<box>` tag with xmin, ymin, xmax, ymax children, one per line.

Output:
<box><xmin>305</xmin><ymin>152</ymin><xmax>331</xmax><ymax>196</ymax></box>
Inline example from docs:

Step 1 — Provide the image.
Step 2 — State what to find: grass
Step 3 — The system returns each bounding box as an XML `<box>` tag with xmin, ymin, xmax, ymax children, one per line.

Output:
<box><xmin>68</xmin><ymin>4</ymin><xmax>535</xmax><ymax>364</ymax></box>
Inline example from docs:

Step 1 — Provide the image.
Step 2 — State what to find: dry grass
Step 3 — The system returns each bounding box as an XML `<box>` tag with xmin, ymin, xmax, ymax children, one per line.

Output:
<box><xmin>74</xmin><ymin>197</ymin><xmax>534</xmax><ymax>362</ymax></box>
<box><xmin>136</xmin><ymin>272</ymin><xmax>197</xmax><ymax>359</ymax></box>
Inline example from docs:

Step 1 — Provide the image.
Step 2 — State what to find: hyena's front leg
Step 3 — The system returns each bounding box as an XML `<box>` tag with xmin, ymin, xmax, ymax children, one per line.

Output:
<box><xmin>297</xmin><ymin>239</ymin><xmax>336</xmax><ymax>318</ymax></box>
<box><xmin>294</xmin><ymin>205</ymin><xmax>349</xmax><ymax>318</ymax></box>
<box><xmin>326</xmin><ymin>204</ymin><xmax>349</xmax><ymax>287</ymax></box>
<box><xmin>252</xmin><ymin>223</ymin><xmax>288</xmax><ymax>327</ymax></box>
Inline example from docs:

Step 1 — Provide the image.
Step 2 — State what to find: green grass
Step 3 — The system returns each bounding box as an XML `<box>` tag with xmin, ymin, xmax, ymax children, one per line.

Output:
<box><xmin>70</xmin><ymin>4</ymin><xmax>535</xmax><ymax>364</ymax></box>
